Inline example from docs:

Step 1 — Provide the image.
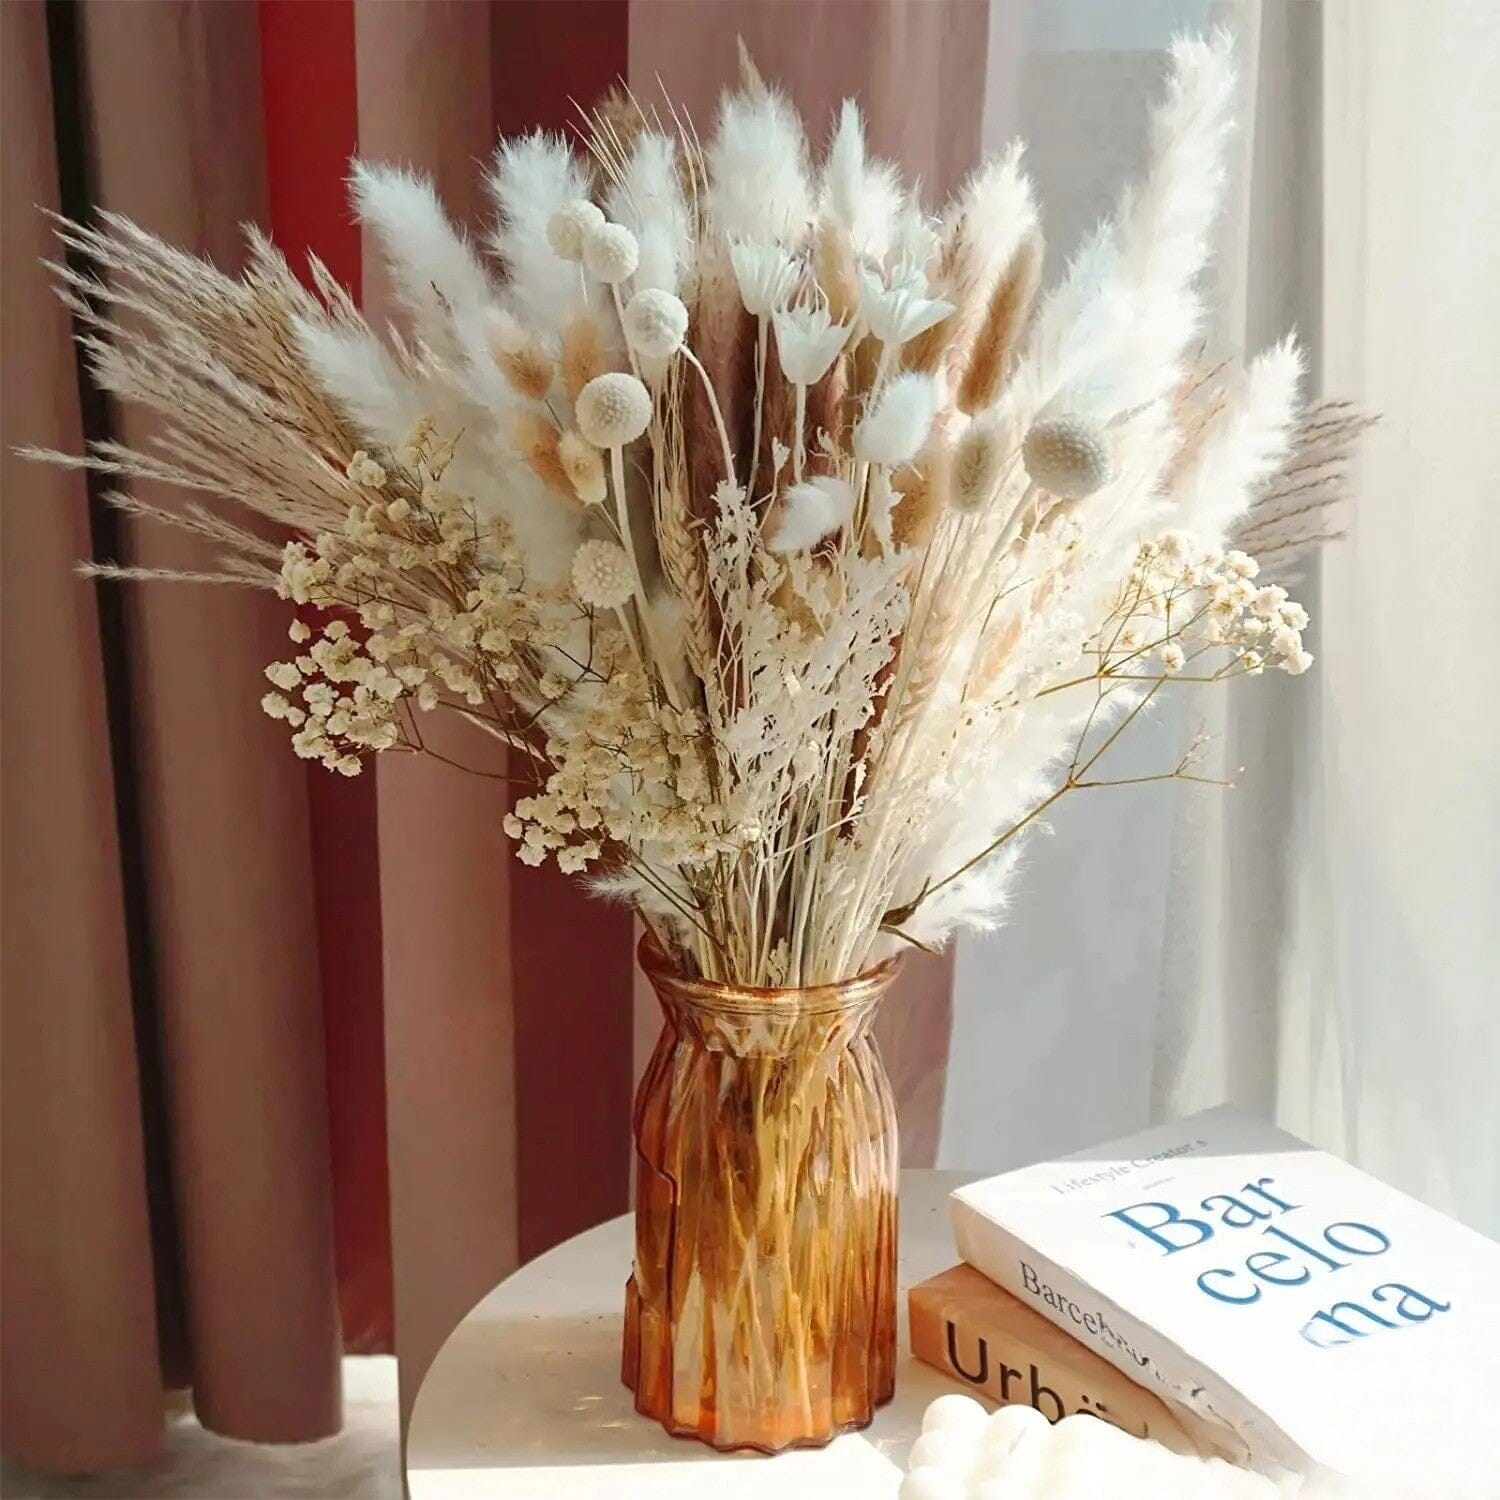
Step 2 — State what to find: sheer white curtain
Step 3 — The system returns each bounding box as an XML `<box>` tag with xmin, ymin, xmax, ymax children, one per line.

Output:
<box><xmin>1309</xmin><ymin>0</ymin><xmax>1500</xmax><ymax>1234</ymax></box>
<box><xmin>942</xmin><ymin>0</ymin><xmax>1500</xmax><ymax>1238</ymax></box>
<box><xmin>943</xmin><ymin>0</ymin><xmax>1232</xmax><ymax>1169</ymax></box>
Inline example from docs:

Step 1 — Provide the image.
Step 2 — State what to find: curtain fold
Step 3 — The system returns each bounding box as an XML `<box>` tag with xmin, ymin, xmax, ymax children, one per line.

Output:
<box><xmin>1314</xmin><ymin>0</ymin><xmax>1500</xmax><ymax>1233</ymax></box>
<box><xmin>259</xmin><ymin>0</ymin><xmax>396</xmax><ymax>1359</ymax></box>
<box><xmin>0</xmin><ymin>1</ymin><xmax>162</xmax><ymax>1472</ymax></box>
<box><xmin>75</xmin><ymin>0</ymin><xmax>344</xmax><ymax>1443</ymax></box>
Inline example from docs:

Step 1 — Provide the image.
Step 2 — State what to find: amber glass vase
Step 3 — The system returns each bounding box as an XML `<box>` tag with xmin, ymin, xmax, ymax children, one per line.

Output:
<box><xmin>622</xmin><ymin>936</ymin><xmax>901</xmax><ymax>1453</ymax></box>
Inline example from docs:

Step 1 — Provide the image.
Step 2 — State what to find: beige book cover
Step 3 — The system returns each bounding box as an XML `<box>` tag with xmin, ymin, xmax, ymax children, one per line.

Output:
<box><xmin>909</xmin><ymin>1264</ymin><xmax>1233</xmax><ymax>1462</ymax></box>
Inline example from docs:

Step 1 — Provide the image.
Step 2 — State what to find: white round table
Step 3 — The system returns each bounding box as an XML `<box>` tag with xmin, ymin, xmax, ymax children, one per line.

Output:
<box><xmin>407</xmin><ymin>1169</ymin><xmax>978</xmax><ymax>1498</ymax></box>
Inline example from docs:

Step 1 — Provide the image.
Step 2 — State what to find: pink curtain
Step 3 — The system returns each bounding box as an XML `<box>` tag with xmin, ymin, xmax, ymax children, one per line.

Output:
<box><xmin>4</xmin><ymin>0</ymin><xmax>346</xmax><ymax>1468</ymax></box>
<box><xmin>1</xmin><ymin>2</ymin><xmax>162</xmax><ymax>1470</ymax></box>
<box><xmin>2</xmin><ymin>0</ymin><xmax>976</xmax><ymax>1473</ymax></box>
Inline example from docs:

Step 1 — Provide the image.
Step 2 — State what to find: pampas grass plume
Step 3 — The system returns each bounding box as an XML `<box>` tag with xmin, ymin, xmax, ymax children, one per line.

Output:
<box><xmin>495</xmin><ymin>339</ymin><xmax>555</xmax><ymax>403</ymax></box>
<box><xmin>510</xmin><ymin>410</ymin><xmax>572</xmax><ymax>497</ymax></box>
<box><xmin>855</xmin><ymin>373</ymin><xmax>936</xmax><ymax>466</ymax></box>
<box><xmin>957</xmin><ymin>229</ymin><xmax>1043</xmax><ymax>414</ymax></box>
<box><xmin>949</xmin><ymin>416</ymin><xmax>1006</xmax><ymax>513</ymax></box>
<box><xmin>890</xmin><ymin>458</ymin><xmax>942</xmax><ymax>549</ymax></box>
<box><xmin>561</xmin><ymin>312</ymin><xmax>609</xmax><ymax>402</ymax></box>
<box><xmin>814</xmin><ymin>216</ymin><xmax>862</xmax><ymax>327</ymax></box>
<box><xmin>559</xmin><ymin>430</ymin><xmax>608</xmax><ymax>505</ymax></box>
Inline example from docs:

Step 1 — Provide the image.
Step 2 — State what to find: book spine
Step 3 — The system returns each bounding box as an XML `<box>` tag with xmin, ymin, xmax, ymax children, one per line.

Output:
<box><xmin>908</xmin><ymin>1286</ymin><xmax>1216</xmax><ymax>1459</ymax></box>
<box><xmin>950</xmin><ymin>1196</ymin><xmax>1256</xmax><ymax>1449</ymax></box>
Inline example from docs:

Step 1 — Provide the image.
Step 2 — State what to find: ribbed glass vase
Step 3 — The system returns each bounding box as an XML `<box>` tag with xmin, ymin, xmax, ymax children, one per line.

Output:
<box><xmin>622</xmin><ymin>936</ymin><xmax>900</xmax><ymax>1453</ymax></box>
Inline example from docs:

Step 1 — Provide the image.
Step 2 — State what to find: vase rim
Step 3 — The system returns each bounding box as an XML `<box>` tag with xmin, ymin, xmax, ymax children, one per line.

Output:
<box><xmin>636</xmin><ymin>933</ymin><xmax>900</xmax><ymax>1015</ymax></box>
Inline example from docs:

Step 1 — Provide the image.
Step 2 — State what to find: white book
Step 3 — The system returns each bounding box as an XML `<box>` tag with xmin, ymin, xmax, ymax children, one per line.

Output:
<box><xmin>951</xmin><ymin>1107</ymin><xmax>1500</xmax><ymax>1496</ymax></box>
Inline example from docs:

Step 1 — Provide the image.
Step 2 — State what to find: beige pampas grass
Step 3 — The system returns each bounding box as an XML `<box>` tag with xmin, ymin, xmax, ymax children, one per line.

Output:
<box><xmin>813</xmin><ymin>216</ymin><xmax>861</xmax><ymax>327</ymax></box>
<box><xmin>511</xmin><ymin>409</ymin><xmax>573</xmax><ymax>497</ymax></box>
<box><xmin>904</xmin><ymin>145</ymin><xmax>1036</xmax><ymax>378</ymax></box>
<box><xmin>890</xmin><ymin>460</ymin><xmax>941</xmax><ymax>550</ymax></box>
<box><xmin>560</xmin><ymin>311</ymin><xmax>609</xmax><ymax>401</ymax></box>
<box><xmin>496</xmin><ymin>339</ymin><xmax>555</xmax><ymax>403</ymax></box>
<box><xmin>948</xmin><ymin>416</ymin><xmax>1007</xmax><ymax>513</ymax></box>
<box><xmin>559</xmin><ymin>429</ymin><xmax>607</xmax><ymax>505</ymax></box>
<box><xmin>956</xmin><ymin>230</ymin><xmax>1042</xmax><ymax>414</ymax></box>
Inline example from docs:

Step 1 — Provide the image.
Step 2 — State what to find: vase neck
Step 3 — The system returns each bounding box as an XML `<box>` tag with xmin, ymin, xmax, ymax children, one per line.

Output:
<box><xmin>637</xmin><ymin>938</ymin><xmax>898</xmax><ymax>1057</ymax></box>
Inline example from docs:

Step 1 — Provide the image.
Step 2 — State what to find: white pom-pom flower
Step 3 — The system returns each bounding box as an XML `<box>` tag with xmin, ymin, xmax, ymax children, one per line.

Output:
<box><xmin>575</xmin><ymin>372</ymin><xmax>652</xmax><ymax>448</ymax></box>
<box><xmin>1022</xmin><ymin>415</ymin><xmax>1113</xmax><ymax>498</ymax></box>
<box><xmin>583</xmin><ymin>222</ymin><xmax>639</xmax><ymax>284</ymax></box>
<box><xmin>622</xmin><ymin>288</ymin><xmax>688</xmax><ymax>360</ymax></box>
<box><xmin>546</xmin><ymin>199</ymin><xmax>605</xmax><ymax>262</ymax></box>
<box><xmin>768</xmin><ymin>476</ymin><xmax>856</xmax><ymax>553</ymax></box>
<box><xmin>855</xmin><ymin>372</ymin><xmax>937</xmax><ymax>466</ymax></box>
<box><xmin>571</xmin><ymin>539</ymin><xmax>635</xmax><ymax>609</ymax></box>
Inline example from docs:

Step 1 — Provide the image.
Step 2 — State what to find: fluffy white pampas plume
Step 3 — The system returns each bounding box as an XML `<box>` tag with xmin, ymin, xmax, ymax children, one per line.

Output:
<box><xmin>856</xmin><ymin>373</ymin><xmax>938</xmax><ymax>466</ymax></box>
<box><xmin>705</xmin><ymin>79</ymin><xmax>814</xmax><ymax>245</ymax></box>
<box><xmin>349</xmin><ymin>162</ymin><xmax>494</xmax><ymax>356</ymax></box>
<box><xmin>819</xmin><ymin>100</ymin><xmax>903</xmax><ymax>260</ymax></box>
<box><xmin>293</xmin><ymin>320</ymin><xmax>424</xmax><ymax>447</ymax></box>
<box><xmin>605</xmin><ymin>131</ymin><xmax>694</xmax><ymax>299</ymax></box>
<box><xmin>487</xmin><ymin>132</ymin><xmax>598</xmax><ymax>340</ymax></box>
<box><xmin>1023</xmin><ymin>28</ymin><xmax>1237</xmax><ymax>419</ymax></box>
<box><xmin>769</xmin><ymin>476</ymin><xmax>857</xmax><ymax>553</ymax></box>
<box><xmin>1172</xmin><ymin>335</ymin><xmax>1304</xmax><ymax>539</ymax></box>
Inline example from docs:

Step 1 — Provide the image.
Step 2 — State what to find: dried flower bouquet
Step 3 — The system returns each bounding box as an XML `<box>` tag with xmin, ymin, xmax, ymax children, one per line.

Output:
<box><xmin>34</xmin><ymin>32</ymin><xmax>1358</xmax><ymax>990</ymax></box>
<box><xmin>32</xmin><ymin>29</ymin><xmax>1371</xmax><ymax>1451</ymax></box>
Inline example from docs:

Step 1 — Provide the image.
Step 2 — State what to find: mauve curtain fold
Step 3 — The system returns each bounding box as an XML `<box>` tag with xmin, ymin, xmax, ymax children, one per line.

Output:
<box><xmin>356</xmin><ymin>1</ymin><xmax>519</xmax><ymax>1432</ymax></box>
<box><xmin>0</xmin><ymin>0</ymin><xmax>162</xmax><ymax>1472</ymax></box>
<box><xmin>3</xmin><ymin>0</ymin><xmax>352</xmax><ymax>1469</ymax></box>
<box><xmin>360</xmin><ymin>0</ymin><xmax>635</xmax><ymax>1428</ymax></box>
<box><xmin>76</xmin><ymin>0</ymin><xmax>342</xmax><ymax>1444</ymax></box>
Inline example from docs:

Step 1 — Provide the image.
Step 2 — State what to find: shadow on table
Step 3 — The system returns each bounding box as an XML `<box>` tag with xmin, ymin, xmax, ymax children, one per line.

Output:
<box><xmin>416</xmin><ymin>1310</ymin><xmax>945</xmax><ymax>1474</ymax></box>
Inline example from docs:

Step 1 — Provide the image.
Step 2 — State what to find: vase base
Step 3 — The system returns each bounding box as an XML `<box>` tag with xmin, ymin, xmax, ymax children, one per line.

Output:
<box><xmin>621</xmin><ymin>1381</ymin><xmax>895</xmax><ymax>1455</ymax></box>
<box><xmin>621</xmin><ymin>1273</ymin><xmax>895</xmax><ymax>1453</ymax></box>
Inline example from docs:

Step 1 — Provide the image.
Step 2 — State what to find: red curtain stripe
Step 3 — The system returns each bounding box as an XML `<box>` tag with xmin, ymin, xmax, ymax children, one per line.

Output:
<box><xmin>258</xmin><ymin>0</ymin><xmax>395</xmax><ymax>1357</ymax></box>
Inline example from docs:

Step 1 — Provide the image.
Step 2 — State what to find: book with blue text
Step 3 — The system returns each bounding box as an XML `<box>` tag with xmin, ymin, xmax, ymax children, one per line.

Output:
<box><xmin>951</xmin><ymin>1107</ymin><xmax>1500</xmax><ymax>1495</ymax></box>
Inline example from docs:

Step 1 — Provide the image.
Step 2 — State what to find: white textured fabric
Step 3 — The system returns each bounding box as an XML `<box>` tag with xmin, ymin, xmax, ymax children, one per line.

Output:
<box><xmin>945</xmin><ymin>0</ymin><xmax>1500</xmax><ymax>1239</ymax></box>
<box><xmin>1306</xmin><ymin>0</ymin><xmax>1500</xmax><ymax>1232</ymax></box>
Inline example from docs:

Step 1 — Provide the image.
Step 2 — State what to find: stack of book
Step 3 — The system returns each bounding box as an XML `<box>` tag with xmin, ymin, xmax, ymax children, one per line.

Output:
<box><xmin>910</xmin><ymin>1107</ymin><xmax>1500</xmax><ymax>1496</ymax></box>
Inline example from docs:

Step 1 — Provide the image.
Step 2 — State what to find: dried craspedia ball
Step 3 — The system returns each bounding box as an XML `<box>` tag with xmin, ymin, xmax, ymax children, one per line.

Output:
<box><xmin>575</xmin><ymin>371</ymin><xmax>652</xmax><ymax>448</ymax></box>
<box><xmin>546</xmin><ymin>199</ymin><xmax>605</xmax><ymax>261</ymax></box>
<box><xmin>621</xmin><ymin>288</ymin><xmax>688</xmax><ymax>359</ymax></box>
<box><xmin>1022</xmin><ymin>414</ymin><xmax>1113</xmax><ymax>498</ymax></box>
<box><xmin>570</xmin><ymin>538</ymin><xmax>635</xmax><ymax>609</ymax></box>
<box><xmin>582</xmin><ymin>222</ymin><xmax>639</xmax><ymax>284</ymax></box>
